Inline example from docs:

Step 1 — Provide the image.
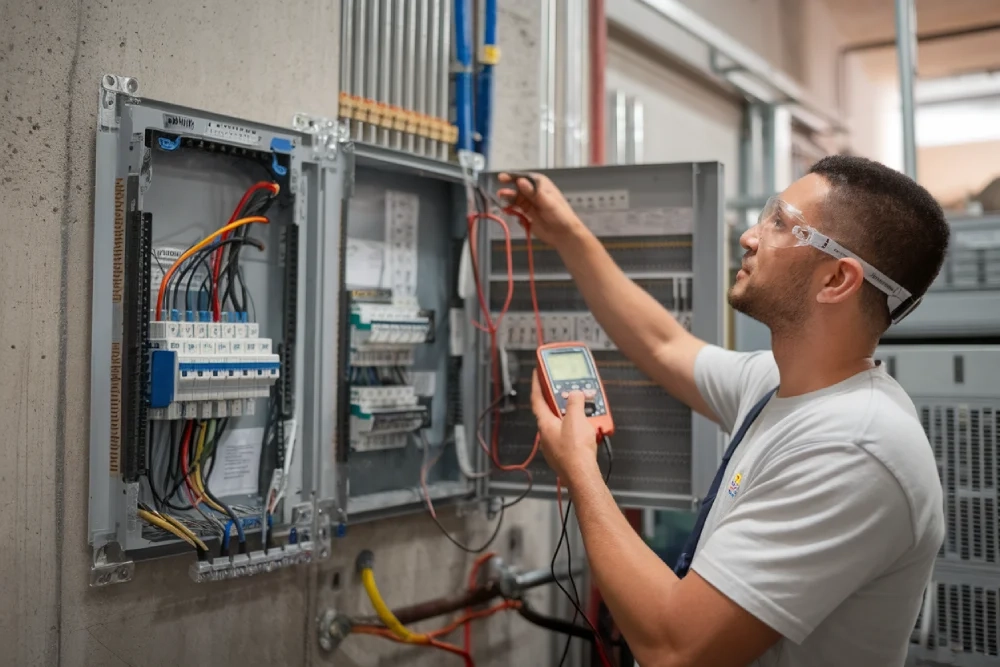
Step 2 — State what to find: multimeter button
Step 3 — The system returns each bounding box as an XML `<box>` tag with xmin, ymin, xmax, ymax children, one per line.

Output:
<box><xmin>584</xmin><ymin>382</ymin><xmax>593</xmax><ymax>389</ymax></box>
<box><xmin>571</xmin><ymin>384</ymin><xmax>580</xmax><ymax>390</ymax></box>
<box><xmin>561</xmin><ymin>391</ymin><xmax>570</xmax><ymax>398</ymax></box>
<box><xmin>584</xmin><ymin>402</ymin><xmax>596</xmax><ymax>416</ymax></box>
<box><xmin>560</xmin><ymin>408</ymin><xmax>566</xmax><ymax>415</ymax></box>
<box><xmin>583</xmin><ymin>389</ymin><xmax>596</xmax><ymax>398</ymax></box>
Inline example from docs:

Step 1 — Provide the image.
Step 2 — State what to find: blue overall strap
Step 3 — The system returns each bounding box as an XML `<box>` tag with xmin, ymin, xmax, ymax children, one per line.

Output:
<box><xmin>673</xmin><ymin>387</ymin><xmax>778</xmax><ymax>578</ymax></box>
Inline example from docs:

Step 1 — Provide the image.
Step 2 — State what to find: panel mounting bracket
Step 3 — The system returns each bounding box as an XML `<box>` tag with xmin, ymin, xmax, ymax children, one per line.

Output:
<box><xmin>99</xmin><ymin>74</ymin><xmax>140</xmax><ymax>131</ymax></box>
<box><xmin>90</xmin><ymin>542</ymin><xmax>134</xmax><ymax>587</ymax></box>
<box><xmin>291</xmin><ymin>113</ymin><xmax>345</xmax><ymax>164</ymax></box>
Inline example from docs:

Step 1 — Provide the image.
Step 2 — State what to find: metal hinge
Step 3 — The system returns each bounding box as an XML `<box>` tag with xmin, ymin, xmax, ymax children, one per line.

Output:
<box><xmin>99</xmin><ymin>74</ymin><xmax>139</xmax><ymax>131</ymax></box>
<box><xmin>90</xmin><ymin>542</ymin><xmax>134</xmax><ymax>587</ymax></box>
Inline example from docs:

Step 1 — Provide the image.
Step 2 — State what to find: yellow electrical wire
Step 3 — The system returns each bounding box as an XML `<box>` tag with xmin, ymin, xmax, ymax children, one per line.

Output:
<box><xmin>193</xmin><ymin>421</ymin><xmax>227</xmax><ymax>515</ymax></box>
<box><xmin>154</xmin><ymin>215</ymin><xmax>270</xmax><ymax>319</ymax></box>
<box><xmin>359</xmin><ymin>567</ymin><xmax>429</xmax><ymax>644</ymax></box>
<box><xmin>138</xmin><ymin>509</ymin><xmax>198</xmax><ymax>550</ymax></box>
<box><xmin>158</xmin><ymin>512</ymin><xmax>209</xmax><ymax>552</ymax></box>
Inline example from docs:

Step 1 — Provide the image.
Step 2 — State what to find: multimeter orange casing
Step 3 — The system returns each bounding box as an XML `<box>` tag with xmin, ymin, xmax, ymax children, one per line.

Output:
<box><xmin>535</xmin><ymin>341</ymin><xmax>615</xmax><ymax>437</ymax></box>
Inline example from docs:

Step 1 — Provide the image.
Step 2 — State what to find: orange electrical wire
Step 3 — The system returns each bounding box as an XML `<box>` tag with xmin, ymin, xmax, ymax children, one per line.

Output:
<box><xmin>464</xmin><ymin>552</ymin><xmax>499</xmax><ymax>653</ymax></box>
<box><xmin>351</xmin><ymin>627</ymin><xmax>474</xmax><ymax>666</ymax></box>
<box><xmin>154</xmin><ymin>215</ymin><xmax>269</xmax><ymax>320</ymax></box>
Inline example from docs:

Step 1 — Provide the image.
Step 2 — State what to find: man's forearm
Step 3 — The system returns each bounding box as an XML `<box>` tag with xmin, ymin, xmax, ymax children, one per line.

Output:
<box><xmin>567</xmin><ymin>459</ymin><xmax>681</xmax><ymax>663</ymax></box>
<box><xmin>555</xmin><ymin>226</ymin><xmax>688</xmax><ymax>382</ymax></box>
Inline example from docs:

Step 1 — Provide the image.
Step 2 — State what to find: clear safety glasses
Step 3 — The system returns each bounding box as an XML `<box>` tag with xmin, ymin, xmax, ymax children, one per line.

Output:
<box><xmin>749</xmin><ymin>196</ymin><xmax>920</xmax><ymax>324</ymax></box>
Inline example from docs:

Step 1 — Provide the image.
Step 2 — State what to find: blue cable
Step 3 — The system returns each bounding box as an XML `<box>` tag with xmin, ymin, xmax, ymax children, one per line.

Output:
<box><xmin>221</xmin><ymin>515</ymin><xmax>270</xmax><ymax>552</ymax></box>
<box><xmin>454</xmin><ymin>0</ymin><xmax>475</xmax><ymax>152</ymax></box>
<box><xmin>475</xmin><ymin>0</ymin><xmax>498</xmax><ymax>159</ymax></box>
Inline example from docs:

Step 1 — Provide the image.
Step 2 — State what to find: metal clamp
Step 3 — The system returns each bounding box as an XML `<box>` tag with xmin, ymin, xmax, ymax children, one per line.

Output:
<box><xmin>99</xmin><ymin>74</ymin><xmax>139</xmax><ymax>130</ymax></box>
<box><xmin>291</xmin><ymin>113</ymin><xmax>343</xmax><ymax>163</ymax></box>
<box><xmin>90</xmin><ymin>542</ymin><xmax>134</xmax><ymax>587</ymax></box>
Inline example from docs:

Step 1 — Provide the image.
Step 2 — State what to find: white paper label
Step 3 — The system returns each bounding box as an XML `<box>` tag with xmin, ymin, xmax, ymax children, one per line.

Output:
<box><xmin>411</xmin><ymin>371</ymin><xmax>437</xmax><ymax>397</ymax></box>
<box><xmin>345</xmin><ymin>238</ymin><xmax>388</xmax><ymax>288</ymax></box>
<box><xmin>207</xmin><ymin>427</ymin><xmax>264</xmax><ymax>497</ymax></box>
<box><xmin>385</xmin><ymin>190</ymin><xmax>420</xmax><ymax>299</ymax></box>
<box><xmin>204</xmin><ymin>120</ymin><xmax>262</xmax><ymax>146</ymax></box>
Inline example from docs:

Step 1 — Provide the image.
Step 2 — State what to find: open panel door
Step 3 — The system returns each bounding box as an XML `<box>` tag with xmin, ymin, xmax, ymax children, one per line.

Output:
<box><xmin>476</xmin><ymin>162</ymin><xmax>726</xmax><ymax>510</ymax></box>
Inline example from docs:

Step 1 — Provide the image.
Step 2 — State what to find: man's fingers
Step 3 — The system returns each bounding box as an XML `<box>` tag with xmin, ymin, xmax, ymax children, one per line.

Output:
<box><xmin>530</xmin><ymin>370</ymin><xmax>559</xmax><ymax>428</ymax></box>
<box><xmin>564</xmin><ymin>391</ymin><xmax>586</xmax><ymax>415</ymax></box>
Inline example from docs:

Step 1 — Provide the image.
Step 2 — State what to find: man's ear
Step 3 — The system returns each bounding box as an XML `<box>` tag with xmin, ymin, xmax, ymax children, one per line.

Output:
<box><xmin>816</xmin><ymin>258</ymin><xmax>865</xmax><ymax>306</ymax></box>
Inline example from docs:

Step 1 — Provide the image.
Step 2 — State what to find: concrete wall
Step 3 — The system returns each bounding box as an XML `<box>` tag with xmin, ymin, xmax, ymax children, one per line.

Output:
<box><xmin>0</xmin><ymin>0</ymin><xmax>556</xmax><ymax>665</ymax></box>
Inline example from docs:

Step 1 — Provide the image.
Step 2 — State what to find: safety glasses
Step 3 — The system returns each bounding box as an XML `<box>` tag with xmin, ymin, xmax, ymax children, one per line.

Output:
<box><xmin>750</xmin><ymin>196</ymin><xmax>920</xmax><ymax>324</ymax></box>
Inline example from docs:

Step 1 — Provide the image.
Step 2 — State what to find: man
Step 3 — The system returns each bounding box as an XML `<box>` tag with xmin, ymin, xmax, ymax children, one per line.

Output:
<box><xmin>497</xmin><ymin>156</ymin><xmax>949</xmax><ymax>667</ymax></box>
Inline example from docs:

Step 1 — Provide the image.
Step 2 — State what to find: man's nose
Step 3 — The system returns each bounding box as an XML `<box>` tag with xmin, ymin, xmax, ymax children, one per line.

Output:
<box><xmin>739</xmin><ymin>224</ymin><xmax>759</xmax><ymax>251</ymax></box>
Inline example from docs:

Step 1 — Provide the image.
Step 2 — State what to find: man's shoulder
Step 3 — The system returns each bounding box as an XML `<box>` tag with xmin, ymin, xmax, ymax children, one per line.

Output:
<box><xmin>792</xmin><ymin>373</ymin><xmax>943</xmax><ymax>544</ymax></box>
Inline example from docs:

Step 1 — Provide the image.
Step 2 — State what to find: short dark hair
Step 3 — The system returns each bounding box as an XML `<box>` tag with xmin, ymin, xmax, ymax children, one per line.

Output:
<box><xmin>808</xmin><ymin>155</ymin><xmax>950</xmax><ymax>332</ymax></box>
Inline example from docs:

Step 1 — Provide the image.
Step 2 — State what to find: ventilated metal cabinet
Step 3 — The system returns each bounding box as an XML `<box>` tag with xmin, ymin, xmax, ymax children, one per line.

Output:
<box><xmin>887</xmin><ymin>214</ymin><xmax>1000</xmax><ymax>340</ymax></box>
<box><xmin>876</xmin><ymin>345</ymin><xmax>1000</xmax><ymax>665</ymax></box>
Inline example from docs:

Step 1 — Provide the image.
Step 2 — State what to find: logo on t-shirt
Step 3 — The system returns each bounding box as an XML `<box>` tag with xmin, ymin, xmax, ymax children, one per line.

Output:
<box><xmin>727</xmin><ymin>472</ymin><xmax>743</xmax><ymax>498</ymax></box>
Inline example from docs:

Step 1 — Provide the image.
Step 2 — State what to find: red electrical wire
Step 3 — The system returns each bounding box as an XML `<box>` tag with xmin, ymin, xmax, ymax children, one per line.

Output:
<box><xmin>210</xmin><ymin>181</ymin><xmax>279</xmax><ymax>321</ymax></box>
<box><xmin>464</xmin><ymin>551</ymin><xmax>498</xmax><ymax>653</ymax></box>
<box><xmin>465</xmin><ymin>206</ymin><xmax>545</xmax><ymax>474</ymax></box>
<box><xmin>178</xmin><ymin>421</ymin><xmax>199</xmax><ymax>507</ymax></box>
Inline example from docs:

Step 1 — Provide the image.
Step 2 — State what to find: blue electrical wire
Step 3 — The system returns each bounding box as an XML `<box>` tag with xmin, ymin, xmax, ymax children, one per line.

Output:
<box><xmin>221</xmin><ymin>515</ymin><xmax>271</xmax><ymax>552</ymax></box>
<box><xmin>454</xmin><ymin>0</ymin><xmax>475</xmax><ymax>152</ymax></box>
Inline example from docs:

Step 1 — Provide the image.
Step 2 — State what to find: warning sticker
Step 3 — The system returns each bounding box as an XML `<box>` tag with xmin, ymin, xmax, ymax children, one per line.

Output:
<box><xmin>204</xmin><ymin>120</ymin><xmax>262</xmax><ymax>146</ymax></box>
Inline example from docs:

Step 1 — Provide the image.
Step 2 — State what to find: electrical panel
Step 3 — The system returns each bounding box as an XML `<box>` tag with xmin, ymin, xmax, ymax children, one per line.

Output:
<box><xmin>87</xmin><ymin>76</ymin><xmax>341</xmax><ymax>585</ymax></box>
<box><xmin>876</xmin><ymin>345</ymin><xmax>1000</xmax><ymax>664</ymax></box>
<box><xmin>335</xmin><ymin>144</ymin><xmax>472</xmax><ymax>522</ymax></box>
<box><xmin>478</xmin><ymin>164</ymin><xmax>726</xmax><ymax>507</ymax></box>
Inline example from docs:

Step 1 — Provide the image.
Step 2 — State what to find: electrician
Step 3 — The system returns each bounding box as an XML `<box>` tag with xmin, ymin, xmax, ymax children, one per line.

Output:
<box><xmin>498</xmin><ymin>156</ymin><xmax>949</xmax><ymax>667</ymax></box>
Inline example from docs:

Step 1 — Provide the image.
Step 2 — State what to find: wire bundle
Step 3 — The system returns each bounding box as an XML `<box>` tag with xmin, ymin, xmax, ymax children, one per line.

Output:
<box><xmin>152</xmin><ymin>180</ymin><xmax>278</xmax><ymax>321</ymax></box>
<box><xmin>418</xmin><ymin>183</ymin><xmax>545</xmax><ymax>553</ymax></box>
<box><xmin>142</xmin><ymin>181</ymin><xmax>285</xmax><ymax>556</ymax></box>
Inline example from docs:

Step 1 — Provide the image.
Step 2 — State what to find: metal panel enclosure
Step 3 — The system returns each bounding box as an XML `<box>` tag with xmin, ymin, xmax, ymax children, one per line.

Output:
<box><xmin>886</xmin><ymin>215</ymin><xmax>1000</xmax><ymax>340</ymax></box>
<box><xmin>876</xmin><ymin>345</ymin><xmax>1000</xmax><ymax>666</ymax></box>
<box><xmin>334</xmin><ymin>142</ymin><xmax>477</xmax><ymax>523</ymax></box>
<box><xmin>479</xmin><ymin>163</ymin><xmax>726</xmax><ymax>509</ymax></box>
<box><xmin>88</xmin><ymin>79</ymin><xmax>339</xmax><ymax>579</ymax></box>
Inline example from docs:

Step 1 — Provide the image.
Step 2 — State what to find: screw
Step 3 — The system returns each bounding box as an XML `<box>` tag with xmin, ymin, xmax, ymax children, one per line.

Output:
<box><xmin>104</xmin><ymin>74</ymin><xmax>116</xmax><ymax>87</ymax></box>
<box><xmin>117</xmin><ymin>566</ymin><xmax>130</xmax><ymax>578</ymax></box>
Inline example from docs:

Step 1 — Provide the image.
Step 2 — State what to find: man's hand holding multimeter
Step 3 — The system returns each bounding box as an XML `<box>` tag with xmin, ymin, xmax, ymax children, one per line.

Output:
<box><xmin>530</xmin><ymin>342</ymin><xmax>614</xmax><ymax>481</ymax></box>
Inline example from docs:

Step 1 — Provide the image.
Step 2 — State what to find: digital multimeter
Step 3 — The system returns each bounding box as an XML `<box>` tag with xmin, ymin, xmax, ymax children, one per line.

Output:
<box><xmin>536</xmin><ymin>342</ymin><xmax>614</xmax><ymax>437</ymax></box>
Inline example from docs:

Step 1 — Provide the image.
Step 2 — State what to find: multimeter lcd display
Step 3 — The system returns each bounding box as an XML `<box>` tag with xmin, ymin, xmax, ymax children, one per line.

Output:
<box><xmin>546</xmin><ymin>351</ymin><xmax>592</xmax><ymax>381</ymax></box>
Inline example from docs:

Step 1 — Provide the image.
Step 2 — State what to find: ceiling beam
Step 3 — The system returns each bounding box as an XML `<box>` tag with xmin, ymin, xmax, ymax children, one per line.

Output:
<box><xmin>842</xmin><ymin>20</ymin><xmax>1000</xmax><ymax>53</ymax></box>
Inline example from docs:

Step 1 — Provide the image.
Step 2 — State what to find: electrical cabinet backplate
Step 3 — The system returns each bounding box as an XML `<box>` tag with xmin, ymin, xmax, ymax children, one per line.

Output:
<box><xmin>87</xmin><ymin>76</ymin><xmax>344</xmax><ymax>582</ymax></box>
<box><xmin>478</xmin><ymin>163</ymin><xmax>727</xmax><ymax>508</ymax></box>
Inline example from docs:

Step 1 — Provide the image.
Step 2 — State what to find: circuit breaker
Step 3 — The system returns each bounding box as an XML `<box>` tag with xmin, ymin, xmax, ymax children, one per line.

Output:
<box><xmin>87</xmin><ymin>76</ymin><xmax>341</xmax><ymax>585</ymax></box>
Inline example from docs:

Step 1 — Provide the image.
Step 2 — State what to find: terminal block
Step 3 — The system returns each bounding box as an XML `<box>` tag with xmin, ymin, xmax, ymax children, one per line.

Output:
<box><xmin>147</xmin><ymin>310</ymin><xmax>281</xmax><ymax>420</ymax></box>
<box><xmin>188</xmin><ymin>541</ymin><xmax>314</xmax><ymax>583</ymax></box>
<box><xmin>349</xmin><ymin>386</ymin><xmax>427</xmax><ymax>451</ymax></box>
<box><xmin>350</xmin><ymin>301</ymin><xmax>433</xmax><ymax>350</ymax></box>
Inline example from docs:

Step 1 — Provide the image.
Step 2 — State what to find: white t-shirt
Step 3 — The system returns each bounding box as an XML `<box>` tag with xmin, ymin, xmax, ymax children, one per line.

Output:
<box><xmin>690</xmin><ymin>345</ymin><xmax>944</xmax><ymax>667</ymax></box>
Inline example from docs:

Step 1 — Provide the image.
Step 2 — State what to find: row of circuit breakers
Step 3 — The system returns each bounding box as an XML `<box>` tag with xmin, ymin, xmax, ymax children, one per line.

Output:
<box><xmin>87</xmin><ymin>76</ymin><xmax>722</xmax><ymax>587</ymax></box>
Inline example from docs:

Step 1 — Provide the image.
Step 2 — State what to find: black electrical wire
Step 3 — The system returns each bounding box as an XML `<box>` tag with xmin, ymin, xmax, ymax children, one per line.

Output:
<box><xmin>172</xmin><ymin>236</ymin><xmax>264</xmax><ymax>313</ymax></box>
<box><xmin>426</xmin><ymin>500</ymin><xmax>506</xmax><ymax>554</ymax></box>
<box><xmin>516</xmin><ymin>601</ymin><xmax>597</xmax><ymax>643</ymax></box>
<box><xmin>159</xmin><ymin>419</ymin><xmax>229</xmax><ymax>512</ymax></box>
<box><xmin>554</xmin><ymin>435</ymin><xmax>614</xmax><ymax>667</ymax></box>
